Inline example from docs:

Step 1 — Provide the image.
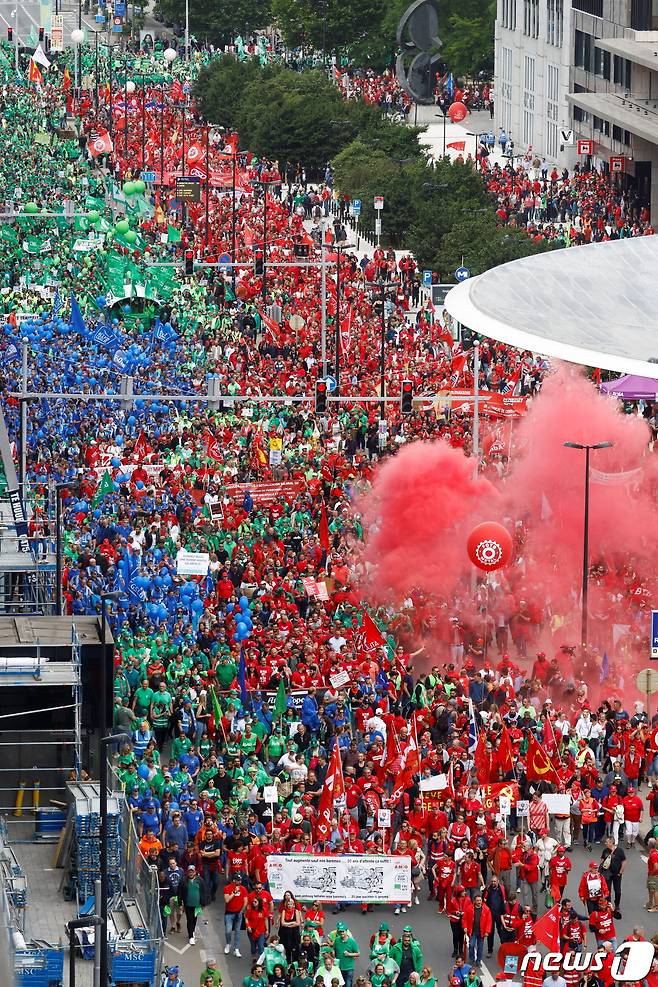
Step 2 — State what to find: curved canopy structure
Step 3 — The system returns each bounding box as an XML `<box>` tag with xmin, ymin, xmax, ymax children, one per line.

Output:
<box><xmin>444</xmin><ymin>235</ymin><xmax>658</xmax><ymax>379</ymax></box>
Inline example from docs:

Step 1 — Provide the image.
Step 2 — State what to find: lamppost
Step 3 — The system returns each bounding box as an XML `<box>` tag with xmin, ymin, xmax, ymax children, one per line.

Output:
<box><xmin>563</xmin><ymin>441</ymin><xmax>614</xmax><ymax>648</ymax></box>
<box><xmin>254</xmin><ymin>178</ymin><xmax>281</xmax><ymax>303</ymax></box>
<box><xmin>125</xmin><ymin>77</ymin><xmax>135</xmax><ymax>158</ymax></box>
<box><xmin>71</xmin><ymin>27</ymin><xmax>84</xmax><ymax>92</ymax></box>
<box><xmin>333</xmin><ymin>236</ymin><xmax>355</xmax><ymax>391</ymax></box>
<box><xmin>55</xmin><ymin>480</ymin><xmax>81</xmax><ymax>616</ymax></box>
<box><xmin>162</xmin><ymin>48</ymin><xmax>178</xmax><ymax>187</ymax></box>
<box><xmin>365</xmin><ymin>280</ymin><xmax>401</xmax><ymax>423</ymax></box>
<box><xmin>99</xmin><ymin>591</ymin><xmax>126</xmax><ymax>987</ymax></box>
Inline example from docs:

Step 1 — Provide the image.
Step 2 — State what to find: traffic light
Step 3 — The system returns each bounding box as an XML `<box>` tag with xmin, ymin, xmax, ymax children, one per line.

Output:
<box><xmin>184</xmin><ymin>249</ymin><xmax>194</xmax><ymax>276</ymax></box>
<box><xmin>7</xmin><ymin>27</ymin><xmax>12</xmax><ymax>41</ymax></box>
<box><xmin>401</xmin><ymin>380</ymin><xmax>413</xmax><ymax>414</ymax></box>
<box><xmin>254</xmin><ymin>249</ymin><xmax>264</xmax><ymax>276</ymax></box>
<box><xmin>293</xmin><ymin>243</ymin><xmax>310</xmax><ymax>258</ymax></box>
<box><xmin>315</xmin><ymin>379</ymin><xmax>327</xmax><ymax>414</ymax></box>
<box><xmin>39</xmin><ymin>27</ymin><xmax>44</xmax><ymax>41</ymax></box>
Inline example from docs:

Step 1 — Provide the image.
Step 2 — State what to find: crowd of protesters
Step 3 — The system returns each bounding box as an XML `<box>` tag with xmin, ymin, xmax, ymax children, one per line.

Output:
<box><xmin>1</xmin><ymin>36</ymin><xmax>658</xmax><ymax>987</ymax></box>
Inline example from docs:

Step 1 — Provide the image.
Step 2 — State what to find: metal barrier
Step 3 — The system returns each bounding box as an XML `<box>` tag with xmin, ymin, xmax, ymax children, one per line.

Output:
<box><xmin>112</xmin><ymin>767</ymin><xmax>164</xmax><ymax>981</ymax></box>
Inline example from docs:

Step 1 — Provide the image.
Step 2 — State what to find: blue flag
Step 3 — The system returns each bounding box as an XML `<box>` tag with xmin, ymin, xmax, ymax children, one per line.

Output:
<box><xmin>238</xmin><ymin>646</ymin><xmax>249</xmax><ymax>707</ymax></box>
<box><xmin>52</xmin><ymin>288</ymin><xmax>63</xmax><ymax>318</ymax></box>
<box><xmin>446</xmin><ymin>72</ymin><xmax>455</xmax><ymax>98</ymax></box>
<box><xmin>91</xmin><ymin>322</ymin><xmax>120</xmax><ymax>351</ymax></box>
<box><xmin>600</xmin><ymin>651</ymin><xmax>609</xmax><ymax>682</ymax></box>
<box><xmin>4</xmin><ymin>343</ymin><xmax>20</xmax><ymax>362</ymax></box>
<box><xmin>69</xmin><ymin>294</ymin><xmax>87</xmax><ymax>337</ymax></box>
<box><xmin>204</xmin><ymin>571</ymin><xmax>214</xmax><ymax>598</ymax></box>
<box><xmin>112</xmin><ymin>349</ymin><xmax>132</xmax><ymax>371</ymax></box>
<box><xmin>468</xmin><ymin>698</ymin><xmax>478</xmax><ymax>754</ymax></box>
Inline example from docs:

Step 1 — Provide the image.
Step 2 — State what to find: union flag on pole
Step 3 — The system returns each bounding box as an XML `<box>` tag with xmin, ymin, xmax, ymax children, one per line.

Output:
<box><xmin>533</xmin><ymin>903</ymin><xmax>560</xmax><ymax>951</ymax></box>
<box><xmin>354</xmin><ymin>612</ymin><xmax>386</xmax><ymax>660</ymax></box>
<box><xmin>316</xmin><ymin>742</ymin><xmax>345</xmax><ymax>842</ymax></box>
<box><xmin>319</xmin><ymin>500</ymin><xmax>330</xmax><ymax>552</ymax></box>
<box><xmin>28</xmin><ymin>59</ymin><xmax>44</xmax><ymax>87</ymax></box>
<box><xmin>202</xmin><ymin>430</ymin><xmax>223</xmax><ymax>461</ymax></box>
<box><xmin>447</xmin><ymin>140</ymin><xmax>466</xmax><ymax>152</ymax></box>
<box><xmin>62</xmin><ymin>66</ymin><xmax>72</xmax><ymax>92</ymax></box>
<box><xmin>525</xmin><ymin>733</ymin><xmax>561</xmax><ymax>786</ymax></box>
<box><xmin>170</xmin><ymin>79</ymin><xmax>184</xmax><ymax>102</ymax></box>
<box><xmin>450</xmin><ymin>352</ymin><xmax>468</xmax><ymax>385</ymax></box>
<box><xmin>88</xmin><ymin>127</ymin><xmax>114</xmax><ymax>158</ymax></box>
<box><xmin>133</xmin><ymin>431</ymin><xmax>151</xmax><ymax>461</ymax></box>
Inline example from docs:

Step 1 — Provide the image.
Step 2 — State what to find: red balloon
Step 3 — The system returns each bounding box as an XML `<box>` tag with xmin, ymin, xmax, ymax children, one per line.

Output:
<box><xmin>448</xmin><ymin>101</ymin><xmax>468</xmax><ymax>123</ymax></box>
<box><xmin>467</xmin><ymin>522</ymin><xmax>513</xmax><ymax>571</ymax></box>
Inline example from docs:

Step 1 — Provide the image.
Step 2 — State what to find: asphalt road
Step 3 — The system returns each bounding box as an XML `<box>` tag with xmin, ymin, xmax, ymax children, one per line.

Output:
<box><xmin>170</xmin><ymin>834</ymin><xmax>655</xmax><ymax>987</ymax></box>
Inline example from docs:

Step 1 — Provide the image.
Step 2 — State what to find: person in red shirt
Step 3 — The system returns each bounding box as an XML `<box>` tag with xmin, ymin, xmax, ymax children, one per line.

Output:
<box><xmin>434</xmin><ymin>850</ymin><xmax>456</xmax><ymax>912</ymax></box>
<box><xmin>548</xmin><ymin>845</ymin><xmax>572</xmax><ymax>902</ymax></box>
<box><xmin>447</xmin><ymin>885</ymin><xmax>467</xmax><ymax>958</ymax></box>
<box><xmin>460</xmin><ymin>849</ymin><xmax>482</xmax><ymax>897</ymax></box>
<box><xmin>589</xmin><ymin>900</ymin><xmax>617</xmax><ymax>948</ymax></box>
<box><xmin>224</xmin><ymin>877</ymin><xmax>249</xmax><ymax>957</ymax></box>
<box><xmin>622</xmin><ymin>785</ymin><xmax>643</xmax><ymax>847</ymax></box>
<box><xmin>513</xmin><ymin>904</ymin><xmax>537</xmax><ymax>947</ymax></box>
<box><xmin>462</xmin><ymin>892</ymin><xmax>492</xmax><ymax>966</ymax></box>
<box><xmin>578</xmin><ymin>861</ymin><xmax>609</xmax><ymax>914</ymax></box>
<box><xmin>518</xmin><ymin>842</ymin><xmax>541</xmax><ymax>916</ymax></box>
<box><xmin>647</xmin><ymin>836</ymin><xmax>658</xmax><ymax>912</ymax></box>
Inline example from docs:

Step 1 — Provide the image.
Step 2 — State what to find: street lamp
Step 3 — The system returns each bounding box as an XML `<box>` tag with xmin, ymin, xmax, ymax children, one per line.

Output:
<box><xmin>71</xmin><ymin>28</ymin><xmax>84</xmax><ymax>91</ymax></box>
<box><xmin>163</xmin><ymin>47</ymin><xmax>178</xmax><ymax>65</ymax></box>
<box><xmin>333</xmin><ymin>238</ymin><xmax>356</xmax><ymax>390</ymax></box>
<box><xmin>564</xmin><ymin>441</ymin><xmax>614</xmax><ymax>647</ymax></box>
<box><xmin>365</xmin><ymin>280</ymin><xmax>401</xmax><ymax>422</ymax></box>
<box><xmin>98</xmin><ymin>590</ymin><xmax>126</xmax><ymax>987</ymax></box>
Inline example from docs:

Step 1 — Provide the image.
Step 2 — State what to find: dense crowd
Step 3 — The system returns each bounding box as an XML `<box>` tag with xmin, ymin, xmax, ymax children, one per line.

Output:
<box><xmin>2</xmin><ymin>37</ymin><xmax>658</xmax><ymax>987</ymax></box>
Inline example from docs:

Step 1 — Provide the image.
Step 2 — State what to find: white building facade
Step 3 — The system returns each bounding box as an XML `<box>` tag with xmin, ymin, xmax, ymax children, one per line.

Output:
<box><xmin>494</xmin><ymin>0</ymin><xmax>658</xmax><ymax>212</ymax></box>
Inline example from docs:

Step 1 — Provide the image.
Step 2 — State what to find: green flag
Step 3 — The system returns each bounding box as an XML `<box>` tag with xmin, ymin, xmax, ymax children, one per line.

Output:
<box><xmin>210</xmin><ymin>686</ymin><xmax>223</xmax><ymax>726</ymax></box>
<box><xmin>167</xmin><ymin>225</ymin><xmax>181</xmax><ymax>243</ymax></box>
<box><xmin>92</xmin><ymin>470</ymin><xmax>114</xmax><ymax>508</ymax></box>
<box><xmin>273</xmin><ymin>678</ymin><xmax>287</xmax><ymax>719</ymax></box>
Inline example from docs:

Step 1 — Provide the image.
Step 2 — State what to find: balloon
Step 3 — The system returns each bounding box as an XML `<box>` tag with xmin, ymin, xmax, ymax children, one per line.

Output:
<box><xmin>226</xmin><ymin>603</ymin><xmax>234</xmax><ymax>612</ymax></box>
<box><xmin>123</xmin><ymin>304</ymin><xmax>132</xmax><ymax>314</ymax></box>
<box><xmin>134</xmin><ymin>179</ymin><xmax>146</xmax><ymax>194</ymax></box>
<box><xmin>137</xmin><ymin>763</ymin><xmax>150</xmax><ymax>779</ymax></box>
<box><xmin>466</xmin><ymin>522</ymin><xmax>513</xmax><ymax>571</ymax></box>
<box><xmin>24</xmin><ymin>202</ymin><xmax>39</xmax><ymax>214</ymax></box>
<box><xmin>111</xmin><ymin>456</ymin><xmax>121</xmax><ymax>467</ymax></box>
<box><xmin>125</xmin><ymin>230</ymin><xmax>137</xmax><ymax>243</ymax></box>
<box><xmin>123</xmin><ymin>181</ymin><xmax>136</xmax><ymax>196</ymax></box>
<box><xmin>191</xmin><ymin>599</ymin><xmax>204</xmax><ymax>613</ymax></box>
<box><xmin>115</xmin><ymin>220</ymin><xmax>130</xmax><ymax>234</ymax></box>
<box><xmin>239</xmin><ymin>596</ymin><xmax>249</xmax><ymax>610</ymax></box>
<box><xmin>88</xmin><ymin>210</ymin><xmax>100</xmax><ymax>222</ymax></box>
<box><xmin>448</xmin><ymin>101</ymin><xmax>468</xmax><ymax>123</ymax></box>
<box><xmin>96</xmin><ymin>295</ymin><xmax>107</xmax><ymax>308</ymax></box>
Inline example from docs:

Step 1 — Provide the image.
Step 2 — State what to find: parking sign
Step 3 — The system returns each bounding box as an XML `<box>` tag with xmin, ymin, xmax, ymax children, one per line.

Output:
<box><xmin>651</xmin><ymin>610</ymin><xmax>658</xmax><ymax>658</ymax></box>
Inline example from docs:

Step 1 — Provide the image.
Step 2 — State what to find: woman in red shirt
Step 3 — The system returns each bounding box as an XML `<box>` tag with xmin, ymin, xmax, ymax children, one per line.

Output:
<box><xmin>246</xmin><ymin>897</ymin><xmax>269</xmax><ymax>959</ymax></box>
<box><xmin>278</xmin><ymin>891</ymin><xmax>302</xmax><ymax>963</ymax></box>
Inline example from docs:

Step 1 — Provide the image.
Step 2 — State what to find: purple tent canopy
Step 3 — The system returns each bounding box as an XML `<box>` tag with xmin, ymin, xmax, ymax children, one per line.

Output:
<box><xmin>600</xmin><ymin>374</ymin><xmax>658</xmax><ymax>400</ymax></box>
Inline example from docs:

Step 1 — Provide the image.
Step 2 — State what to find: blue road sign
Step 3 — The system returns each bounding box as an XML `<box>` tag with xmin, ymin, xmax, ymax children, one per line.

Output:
<box><xmin>140</xmin><ymin>171</ymin><xmax>156</xmax><ymax>183</ymax></box>
<box><xmin>454</xmin><ymin>266</ymin><xmax>471</xmax><ymax>282</ymax></box>
<box><xmin>218</xmin><ymin>252</ymin><xmax>232</xmax><ymax>271</ymax></box>
<box><xmin>352</xmin><ymin>199</ymin><xmax>362</xmax><ymax>216</ymax></box>
<box><xmin>324</xmin><ymin>375</ymin><xmax>337</xmax><ymax>392</ymax></box>
<box><xmin>652</xmin><ymin>610</ymin><xmax>658</xmax><ymax>658</ymax></box>
<box><xmin>422</xmin><ymin>270</ymin><xmax>432</xmax><ymax>286</ymax></box>
<box><xmin>114</xmin><ymin>0</ymin><xmax>126</xmax><ymax>14</ymax></box>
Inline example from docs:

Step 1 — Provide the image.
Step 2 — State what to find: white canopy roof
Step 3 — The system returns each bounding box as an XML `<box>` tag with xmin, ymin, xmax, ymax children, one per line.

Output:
<box><xmin>444</xmin><ymin>235</ymin><xmax>658</xmax><ymax>378</ymax></box>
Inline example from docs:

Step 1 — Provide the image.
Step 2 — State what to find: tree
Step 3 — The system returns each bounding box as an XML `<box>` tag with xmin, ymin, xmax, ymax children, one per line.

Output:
<box><xmin>441</xmin><ymin>2</ymin><xmax>496</xmax><ymax>79</ymax></box>
<box><xmin>431</xmin><ymin>212</ymin><xmax>552</xmax><ymax>279</ymax></box>
<box><xmin>271</xmin><ymin>0</ymin><xmax>388</xmax><ymax>55</ymax></box>
<box><xmin>195</xmin><ymin>56</ymin><xmax>265</xmax><ymax>131</ymax></box>
<box><xmin>155</xmin><ymin>0</ymin><xmax>271</xmax><ymax>45</ymax></box>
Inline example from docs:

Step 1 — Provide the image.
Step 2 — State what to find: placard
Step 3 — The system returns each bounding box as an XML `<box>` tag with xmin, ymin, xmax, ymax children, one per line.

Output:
<box><xmin>329</xmin><ymin>669</ymin><xmax>351</xmax><ymax>689</ymax></box>
<box><xmin>515</xmin><ymin>800</ymin><xmax>529</xmax><ymax>817</ymax></box>
<box><xmin>498</xmin><ymin>795</ymin><xmax>511</xmax><ymax>815</ymax></box>
<box><xmin>541</xmin><ymin>793</ymin><xmax>571</xmax><ymax>814</ymax></box>
<box><xmin>266</xmin><ymin>854</ymin><xmax>410</xmax><ymax>903</ymax></box>
<box><xmin>176</xmin><ymin>549</ymin><xmax>210</xmax><ymax>576</ymax></box>
<box><xmin>377</xmin><ymin>809</ymin><xmax>391</xmax><ymax>828</ymax></box>
<box><xmin>263</xmin><ymin>785</ymin><xmax>278</xmax><ymax>803</ymax></box>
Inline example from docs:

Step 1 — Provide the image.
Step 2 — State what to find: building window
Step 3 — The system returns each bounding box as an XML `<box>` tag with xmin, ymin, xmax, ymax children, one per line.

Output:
<box><xmin>502</xmin><ymin>0</ymin><xmax>517</xmax><ymax>29</ymax></box>
<box><xmin>546</xmin><ymin>64</ymin><xmax>559</xmax><ymax>158</ymax></box>
<box><xmin>612</xmin><ymin>124</ymin><xmax>630</xmax><ymax>145</ymax></box>
<box><xmin>547</xmin><ymin>0</ymin><xmax>563</xmax><ymax>45</ymax></box>
<box><xmin>594</xmin><ymin>48</ymin><xmax>610</xmax><ymax>78</ymax></box>
<box><xmin>572</xmin><ymin>0</ymin><xmax>603</xmax><ymax>14</ymax></box>
<box><xmin>574</xmin><ymin>29</ymin><xmax>594</xmax><ymax>71</ymax></box>
<box><xmin>501</xmin><ymin>46</ymin><xmax>513</xmax><ymax>132</ymax></box>
<box><xmin>625</xmin><ymin>59</ymin><xmax>632</xmax><ymax>90</ymax></box>
<box><xmin>629</xmin><ymin>0</ymin><xmax>658</xmax><ymax>29</ymax></box>
<box><xmin>523</xmin><ymin>0</ymin><xmax>540</xmax><ymax>36</ymax></box>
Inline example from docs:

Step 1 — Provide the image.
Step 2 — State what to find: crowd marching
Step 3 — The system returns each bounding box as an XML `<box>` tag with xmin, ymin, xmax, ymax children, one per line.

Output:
<box><xmin>0</xmin><ymin>33</ymin><xmax>657</xmax><ymax>987</ymax></box>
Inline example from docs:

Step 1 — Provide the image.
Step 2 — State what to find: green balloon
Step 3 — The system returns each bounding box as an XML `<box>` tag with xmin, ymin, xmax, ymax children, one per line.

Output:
<box><xmin>115</xmin><ymin>220</ymin><xmax>130</xmax><ymax>235</ymax></box>
<box><xmin>24</xmin><ymin>202</ymin><xmax>39</xmax><ymax>214</ymax></box>
<box><xmin>133</xmin><ymin>180</ymin><xmax>146</xmax><ymax>194</ymax></box>
<box><xmin>125</xmin><ymin>230</ymin><xmax>137</xmax><ymax>243</ymax></box>
<box><xmin>88</xmin><ymin>210</ymin><xmax>100</xmax><ymax>222</ymax></box>
<box><xmin>122</xmin><ymin>181</ymin><xmax>136</xmax><ymax>196</ymax></box>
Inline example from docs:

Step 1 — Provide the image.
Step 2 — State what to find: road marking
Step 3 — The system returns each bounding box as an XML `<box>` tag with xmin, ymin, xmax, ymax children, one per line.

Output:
<box><xmin>165</xmin><ymin>941</ymin><xmax>192</xmax><ymax>956</ymax></box>
<box><xmin>481</xmin><ymin>962</ymin><xmax>495</xmax><ymax>986</ymax></box>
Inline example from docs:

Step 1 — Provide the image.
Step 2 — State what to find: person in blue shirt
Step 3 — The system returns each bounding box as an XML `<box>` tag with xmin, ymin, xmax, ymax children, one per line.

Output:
<box><xmin>183</xmin><ymin>800</ymin><xmax>204</xmax><ymax>840</ymax></box>
<box><xmin>164</xmin><ymin>810</ymin><xmax>189</xmax><ymax>849</ymax></box>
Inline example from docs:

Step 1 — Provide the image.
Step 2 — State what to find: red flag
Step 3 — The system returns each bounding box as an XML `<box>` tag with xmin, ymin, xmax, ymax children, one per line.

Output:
<box><xmin>28</xmin><ymin>59</ymin><xmax>44</xmax><ymax>87</ymax></box>
<box><xmin>474</xmin><ymin>732</ymin><xmax>491</xmax><ymax>784</ymax></box>
<box><xmin>497</xmin><ymin>723</ymin><xmax>515</xmax><ymax>773</ymax></box>
<box><xmin>186</xmin><ymin>142</ymin><xmax>206</xmax><ymax>167</ymax></box>
<box><xmin>533</xmin><ymin>903</ymin><xmax>560</xmax><ymax>951</ymax></box>
<box><xmin>354</xmin><ymin>612</ymin><xmax>386</xmax><ymax>660</ymax></box>
<box><xmin>62</xmin><ymin>66</ymin><xmax>72</xmax><ymax>92</ymax></box>
<box><xmin>134</xmin><ymin>432</ymin><xmax>151</xmax><ymax>461</ymax></box>
<box><xmin>170</xmin><ymin>79</ymin><xmax>184</xmax><ymax>102</ymax></box>
<box><xmin>316</xmin><ymin>742</ymin><xmax>345</xmax><ymax>842</ymax></box>
<box><xmin>388</xmin><ymin>765</ymin><xmax>415</xmax><ymax>805</ymax></box>
<box><xmin>437</xmin><ymin>321</ymin><xmax>453</xmax><ymax>348</ymax></box>
<box><xmin>319</xmin><ymin>501</ymin><xmax>330</xmax><ymax>552</ymax></box>
<box><xmin>526</xmin><ymin>734</ymin><xmax>561</xmax><ymax>786</ymax></box>
<box><xmin>88</xmin><ymin>127</ymin><xmax>114</xmax><ymax>158</ymax></box>
<box><xmin>202</xmin><ymin>431</ymin><xmax>223</xmax><ymax>462</ymax></box>
<box><xmin>339</xmin><ymin>306</ymin><xmax>353</xmax><ymax>357</ymax></box>
<box><xmin>447</xmin><ymin>140</ymin><xmax>466</xmax><ymax>152</ymax></box>
<box><xmin>592</xmin><ymin>367</ymin><xmax>601</xmax><ymax>385</ymax></box>
<box><xmin>450</xmin><ymin>352</ymin><xmax>467</xmax><ymax>385</ymax></box>
<box><xmin>258</xmin><ymin>309</ymin><xmax>280</xmax><ymax>341</ymax></box>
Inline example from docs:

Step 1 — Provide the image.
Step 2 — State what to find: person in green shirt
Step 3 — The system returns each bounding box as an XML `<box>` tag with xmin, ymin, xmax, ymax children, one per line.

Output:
<box><xmin>333</xmin><ymin>923</ymin><xmax>359</xmax><ymax>987</ymax></box>
<box><xmin>132</xmin><ymin>679</ymin><xmax>154</xmax><ymax>718</ymax></box>
<box><xmin>200</xmin><ymin>958</ymin><xmax>222</xmax><ymax>987</ymax></box>
<box><xmin>242</xmin><ymin>965</ymin><xmax>267</xmax><ymax>987</ymax></box>
<box><xmin>215</xmin><ymin>655</ymin><xmax>238</xmax><ymax>689</ymax></box>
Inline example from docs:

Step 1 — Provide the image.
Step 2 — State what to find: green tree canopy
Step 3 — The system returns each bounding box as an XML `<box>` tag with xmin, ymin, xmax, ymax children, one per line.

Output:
<box><xmin>154</xmin><ymin>0</ymin><xmax>271</xmax><ymax>45</ymax></box>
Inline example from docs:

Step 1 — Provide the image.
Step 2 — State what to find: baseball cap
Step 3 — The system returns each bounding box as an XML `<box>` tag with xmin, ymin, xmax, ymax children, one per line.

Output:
<box><xmin>379</xmin><ymin>922</ymin><xmax>389</xmax><ymax>932</ymax></box>
<box><xmin>336</xmin><ymin>921</ymin><xmax>347</xmax><ymax>931</ymax></box>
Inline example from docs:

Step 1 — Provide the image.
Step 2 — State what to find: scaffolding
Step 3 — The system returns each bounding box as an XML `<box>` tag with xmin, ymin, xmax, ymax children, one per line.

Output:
<box><xmin>0</xmin><ymin>623</ymin><xmax>82</xmax><ymax>835</ymax></box>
